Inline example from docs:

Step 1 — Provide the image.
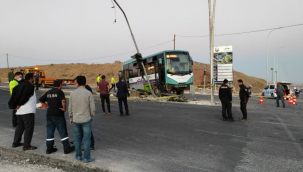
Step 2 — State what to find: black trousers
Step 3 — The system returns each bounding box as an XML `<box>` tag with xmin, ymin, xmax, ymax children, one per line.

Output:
<box><xmin>240</xmin><ymin>100</ymin><xmax>248</xmax><ymax>119</ymax></box>
<box><xmin>13</xmin><ymin>113</ymin><xmax>35</xmax><ymax>148</ymax></box>
<box><xmin>118</xmin><ymin>97</ymin><xmax>129</xmax><ymax>115</ymax></box>
<box><xmin>100</xmin><ymin>94</ymin><xmax>111</xmax><ymax>113</ymax></box>
<box><xmin>35</xmin><ymin>80</ymin><xmax>39</xmax><ymax>90</ymax></box>
<box><xmin>221</xmin><ymin>101</ymin><xmax>232</xmax><ymax>120</ymax></box>
<box><xmin>46</xmin><ymin>116</ymin><xmax>72</xmax><ymax>152</ymax></box>
<box><xmin>111</xmin><ymin>84</ymin><xmax>116</xmax><ymax>91</ymax></box>
<box><xmin>276</xmin><ymin>95</ymin><xmax>285</xmax><ymax>108</ymax></box>
<box><xmin>12</xmin><ymin>110</ymin><xmax>17</xmax><ymax>127</ymax></box>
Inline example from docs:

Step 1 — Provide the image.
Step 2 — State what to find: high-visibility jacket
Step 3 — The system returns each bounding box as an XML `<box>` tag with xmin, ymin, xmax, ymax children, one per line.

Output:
<box><xmin>9</xmin><ymin>79</ymin><xmax>19</xmax><ymax>95</ymax></box>
<box><xmin>111</xmin><ymin>77</ymin><xmax>116</xmax><ymax>84</ymax></box>
<box><xmin>96</xmin><ymin>76</ymin><xmax>101</xmax><ymax>83</ymax></box>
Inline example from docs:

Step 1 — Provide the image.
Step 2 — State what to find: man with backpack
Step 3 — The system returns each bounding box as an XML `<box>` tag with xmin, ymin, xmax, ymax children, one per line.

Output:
<box><xmin>238</xmin><ymin>79</ymin><xmax>251</xmax><ymax>120</ymax></box>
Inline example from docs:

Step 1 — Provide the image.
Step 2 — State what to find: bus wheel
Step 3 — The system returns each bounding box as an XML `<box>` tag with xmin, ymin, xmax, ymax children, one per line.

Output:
<box><xmin>153</xmin><ymin>88</ymin><xmax>161</xmax><ymax>97</ymax></box>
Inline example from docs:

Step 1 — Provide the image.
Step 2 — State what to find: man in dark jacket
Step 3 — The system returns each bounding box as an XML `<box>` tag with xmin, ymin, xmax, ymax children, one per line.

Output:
<box><xmin>219</xmin><ymin>79</ymin><xmax>233</xmax><ymax>121</ymax></box>
<box><xmin>9</xmin><ymin>72</ymin><xmax>23</xmax><ymax>127</ymax></box>
<box><xmin>116</xmin><ymin>77</ymin><xmax>129</xmax><ymax>116</ymax></box>
<box><xmin>12</xmin><ymin>73</ymin><xmax>37</xmax><ymax>151</ymax></box>
<box><xmin>276</xmin><ymin>82</ymin><xmax>285</xmax><ymax>108</ymax></box>
<box><xmin>238</xmin><ymin>79</ymin><xmax>249</xmax><ymax>120</ymax></box>
<box><xmin>39</xmin><ymin>80</ymin><xmax>74</xmax><ymax>154</ymax></box>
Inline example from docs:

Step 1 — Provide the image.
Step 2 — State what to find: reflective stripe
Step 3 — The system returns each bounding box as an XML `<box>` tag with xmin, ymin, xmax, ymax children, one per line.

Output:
<box><xmin>46</xmin><ymin>138</ymin><xmax>54</xmax><ymax>141</ymax></box>
<box><xmin>61</xmin><ymin>137</ymin><xmax>69</xmax><ymax>141</ymax></box>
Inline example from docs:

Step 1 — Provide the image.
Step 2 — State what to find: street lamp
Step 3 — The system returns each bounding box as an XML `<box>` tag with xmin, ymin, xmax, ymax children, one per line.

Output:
<box><xmin>266</xmin><ymin>27</ymin><xmax>282</xmax><ymax>85</ymax></box>
<box><xmin>208</xmin><ymin>0</ymin><xmax>216</xmax><ymax>104</ymax></box>
<box><xmin>112</xmin><ymin>0</ymin><xmax>155</xmax><ymax>96</ymax></box>
<box><xmin>270</xmin><ymin>67</ymin><xmax>274</xmax><ymax>83</ymax></box>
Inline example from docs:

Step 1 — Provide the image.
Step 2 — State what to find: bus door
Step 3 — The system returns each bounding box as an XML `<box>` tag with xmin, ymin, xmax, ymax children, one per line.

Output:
<box><xmin>157</xmin><ymin>56</ymin><xmax>166</xmax><ymax>91</ymax></box>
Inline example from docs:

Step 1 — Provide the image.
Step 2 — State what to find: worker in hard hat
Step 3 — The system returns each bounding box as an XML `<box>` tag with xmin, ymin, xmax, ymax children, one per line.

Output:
<box><xmin>9</xmin><ymin>72</ymin><xmax>24</xmax><ymax>127</ymax></box>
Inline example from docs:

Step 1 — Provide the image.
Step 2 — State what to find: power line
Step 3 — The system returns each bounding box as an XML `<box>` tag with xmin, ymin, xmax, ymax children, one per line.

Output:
<box><xmin>176</xmin><ymin>23</ymin><xmax>303</xmax><ymax>38</ymax></box>
<box><xmin>0</xmin><ymin>40</ymin><xmax>173</xmax><ymax>63</ymax></box>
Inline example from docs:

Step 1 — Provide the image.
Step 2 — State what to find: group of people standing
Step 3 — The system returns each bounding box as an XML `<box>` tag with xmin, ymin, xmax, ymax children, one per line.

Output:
<box><xmin>219</xmin><ymin>79</ymin><xmax>250</xmax><ymax>121</ymax></box>
<box><xmin>8</xmin><ymin>72</ymin><xmax>130</xmax><ymax>163</ymax></box>
<box><xmin>96</xmin><ymin>74</ymin><xmax>130</xmax><ymax>116</ymax></box>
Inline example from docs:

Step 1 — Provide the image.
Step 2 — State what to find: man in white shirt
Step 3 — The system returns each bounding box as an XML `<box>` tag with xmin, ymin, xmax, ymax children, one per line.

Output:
<box><xmin>12</xmin><ymin>73</ymin><xmax>37</xmax><ymax>151</ymax></box>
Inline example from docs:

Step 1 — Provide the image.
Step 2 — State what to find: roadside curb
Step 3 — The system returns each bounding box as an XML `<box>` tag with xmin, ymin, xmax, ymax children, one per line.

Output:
<box><xmin>0</xmin><ymin>146</ymin><xmax>110</xmax><ymax>172</ymax></box>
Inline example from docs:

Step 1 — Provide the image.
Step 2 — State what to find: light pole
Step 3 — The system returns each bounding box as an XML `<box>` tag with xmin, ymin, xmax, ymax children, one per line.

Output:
<box><xmin>173</xmin><ymin>34</ymin><xmax>176</xmax><ymax>50</ymax></box>
<box><xmin>266</xmin><ymin>27</ymin><xmax>282</xmax><ymax>85</ymax></box>
<box><xmin>270</xmin><ymin>67</ymin><xmax>274</xmax><ymax>84</ymax></box>
<box><xmin>208</xmin><ymin>0</ymin><xmax>216</xmax><ymax>104</ymax></box>
<box><xmin>112</xmin><ymin>0</ymin><xmax>155</xmax><ymax>96</ymax></box>
<box><xmin>203</xmin><ymin>65</ymin><xmax>206</xmax><ymax>94</ymax></box>
<box><xmin>6</xmin><ymin>53</ymin><xmax>9</xmax><ymax>69</ymax></box>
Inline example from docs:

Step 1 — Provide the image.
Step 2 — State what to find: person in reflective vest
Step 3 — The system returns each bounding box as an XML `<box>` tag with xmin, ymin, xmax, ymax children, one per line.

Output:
<box><xmin>9</xmin><ymin>72</ymin><xmax>23</xmax><ymax>127</ymax></box>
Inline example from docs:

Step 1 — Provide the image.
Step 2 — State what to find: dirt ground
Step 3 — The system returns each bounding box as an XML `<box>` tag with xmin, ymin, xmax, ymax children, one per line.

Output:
<box><xmin>0</xmin><ymin>158</ymin><xmax>64</xmax><ymax>172</ymax></box>
<box><xmin>0</xmin><ymin>61</ymin><xmax>266</xmax><ymax>93</ymax></box>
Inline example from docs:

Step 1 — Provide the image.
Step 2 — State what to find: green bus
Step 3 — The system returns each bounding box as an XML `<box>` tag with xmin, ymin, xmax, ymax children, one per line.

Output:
<box><xmin>122</xmin><ymin>50</ymin><xmax>194</xmax><ymax>95</ymax></box>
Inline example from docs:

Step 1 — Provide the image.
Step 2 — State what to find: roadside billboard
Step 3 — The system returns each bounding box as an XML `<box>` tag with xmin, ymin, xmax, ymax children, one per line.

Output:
<box><xmin>213</xmin><ymin>46</ymin><xmax>233</xmax><ymax>83</ymax></box>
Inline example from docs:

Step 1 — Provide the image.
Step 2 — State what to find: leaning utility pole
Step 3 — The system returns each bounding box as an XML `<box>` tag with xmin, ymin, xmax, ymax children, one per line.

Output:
<box><xmin>112</xmin><ymin>0</ymin><xmax>155</xmax><ymax>96</ymax></box>
<box><xmin>208</xmin><ymin>0</ymin><xmax>216</xmax><ymax>104</ymax></box>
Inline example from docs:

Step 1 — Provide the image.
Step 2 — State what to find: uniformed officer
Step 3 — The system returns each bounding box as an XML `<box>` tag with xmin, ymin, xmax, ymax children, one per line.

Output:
<box><xmin>238</xmin><ymin>79</ymin><xmax>250</xmax><ymax>120</ymax></box>
<box><xmin>39</xmin><ymin>80</ymin><xmax>74</xmax><ymax>154</ymax></box>
<box><xmin>219</xmin><ymin>79</ymin><xmax>234</xmax><ymax>121</ymax></box>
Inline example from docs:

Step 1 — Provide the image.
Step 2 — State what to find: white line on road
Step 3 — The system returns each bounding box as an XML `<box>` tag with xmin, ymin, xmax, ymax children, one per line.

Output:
<box><xmin>257</xmin><ymin>121</ymin><xmax>303</xmax><ymax>128</ymax></box>
<box><xmin>273</xmin><ymin>113</ymin><xmax>303</xmax><ymax>156</ymax></box>
<box><xmin>195</xmin><ymin>129</ymin><xmax>303</xmax><ymax>145</ymax></box>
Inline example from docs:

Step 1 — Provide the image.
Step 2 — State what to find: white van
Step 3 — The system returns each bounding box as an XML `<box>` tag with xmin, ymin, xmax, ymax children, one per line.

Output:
<box><xmin>262</xmin><ymin>84</ymin><xmax>277</xmax><ymax>98</ymax></box>
<box><xmin>262</xmin><ymin>83</ymin><xmax>292</xmax><ymax>98</ymax></box>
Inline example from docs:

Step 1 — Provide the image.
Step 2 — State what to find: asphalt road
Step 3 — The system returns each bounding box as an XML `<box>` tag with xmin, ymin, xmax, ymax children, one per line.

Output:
<box><xmin>0</xmin><ymin>88</ymin><xmax>303</xmax><ymax>172</ymax></box>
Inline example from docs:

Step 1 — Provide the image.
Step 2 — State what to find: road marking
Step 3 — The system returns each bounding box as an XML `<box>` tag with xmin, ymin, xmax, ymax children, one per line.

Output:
<box><xmin>195</xmin><ymin>129</ymin><xmax>303</xmax><ymax>145</ymax></box>
<box><xmin>273</xmin><ymin>113</ymin><xmax>303</xmax><ymax>156</ymax></box>
<box><xmin>257</xmin><ymin>121</ymin><xmax>303</xmax><ymax>128</ymax></box>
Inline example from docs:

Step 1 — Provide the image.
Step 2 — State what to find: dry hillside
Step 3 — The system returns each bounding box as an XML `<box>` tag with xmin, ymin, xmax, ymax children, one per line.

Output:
<box><xmin>0</xmin><ymin>61</ymin><xmax>265</xmax><ymax>93</ymax></box>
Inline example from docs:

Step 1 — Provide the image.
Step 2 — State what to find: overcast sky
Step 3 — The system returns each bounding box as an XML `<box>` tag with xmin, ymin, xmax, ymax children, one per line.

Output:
<box><xmin>0</xmin><ymin>0</ymin><xmax>302</xmax><ymax>83</ymax></box>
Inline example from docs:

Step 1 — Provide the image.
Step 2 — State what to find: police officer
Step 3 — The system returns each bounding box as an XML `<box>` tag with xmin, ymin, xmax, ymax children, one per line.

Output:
<box><xmin>39</xmin><ymin>80</ymin><xmax>74</xmax><ymax>154</ymax></box>
<box><xmin>219</xmin><ymin>79</ymin><xmax>233</xmax><ymax>121</ymax></box>
<box><xmin>238</xmin><ymin>79</ymin><xmax>249</xmax><ymax>120</ymax></box>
